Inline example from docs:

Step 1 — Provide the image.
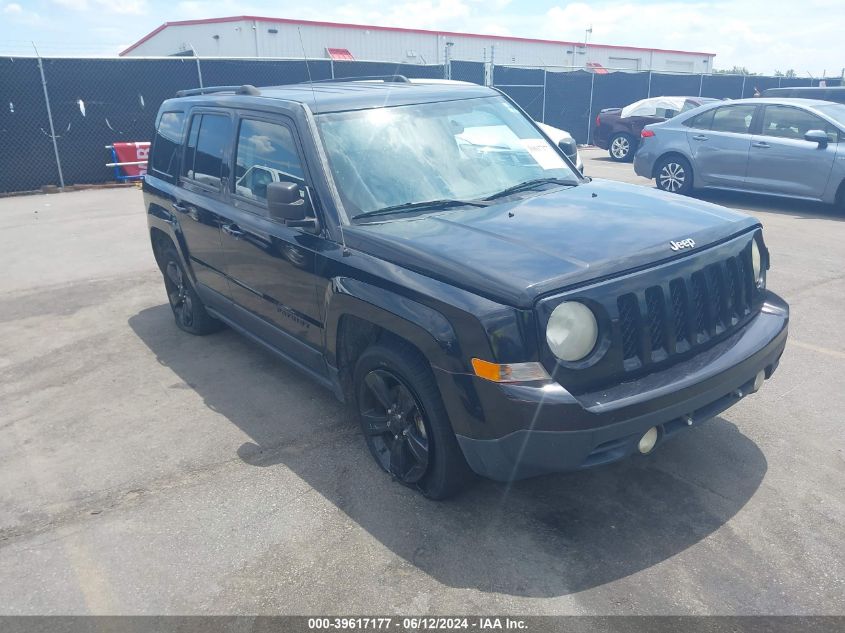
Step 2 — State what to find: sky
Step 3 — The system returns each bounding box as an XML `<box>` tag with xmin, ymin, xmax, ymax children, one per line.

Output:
<box><xmin>1</xmin><ymin>0</ymin><xmax>843</xmax><ymax>76</ymax></box>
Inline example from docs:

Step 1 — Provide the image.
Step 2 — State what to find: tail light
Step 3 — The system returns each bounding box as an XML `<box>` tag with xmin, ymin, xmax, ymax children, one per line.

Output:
<box><xmin>641</xmin><ymin>129</ymin><xmax>655</xmax><ymax>138</ymax></box>
<box><xmin>595</xmin><ymin>114</ymin><xmax>601</xmax><ymax>127</ymax></box>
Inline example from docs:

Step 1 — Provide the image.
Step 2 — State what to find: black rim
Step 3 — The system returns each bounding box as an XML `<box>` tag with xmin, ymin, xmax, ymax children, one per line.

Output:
<box><xmin>358</xmin><ymin>368</ymin><xmax>430</xmax><ymax>484</ymax></box>
<box><xmin>164</xmin><ymin>259</ymin><xmax>194</xmax><ymax>328</ymax></box>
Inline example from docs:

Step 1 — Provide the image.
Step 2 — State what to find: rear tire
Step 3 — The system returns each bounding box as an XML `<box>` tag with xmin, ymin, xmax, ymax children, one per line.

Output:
<box><xmin>609</xmin><ymin>133</ymin><xmax>635</xmax><ymax>162</ymax></box>
<box><xmin>353</xmin><ymin>339</ymin><xmax>472</xmax><ymax>500</ymax></box>
<box><xmin>159</xmin><ymin>240</ymin><xmax>223</xmax><ymax>335</ymax></box>
<box><xmin>655</xmin><ymin>155</ymin><xmax>693</xmax><ymax>195</ymax></box>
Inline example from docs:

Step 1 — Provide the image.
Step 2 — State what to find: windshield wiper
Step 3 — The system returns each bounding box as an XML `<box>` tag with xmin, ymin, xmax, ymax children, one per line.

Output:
<box><xmin>483</xmin><ymin>177</ymin><xmax>574</xmax><ymax>201</ymax></box>
<box><xmin>352</xmin><ymin>198</ymin><xmax>489</xmax><ymax>220</ymax></box>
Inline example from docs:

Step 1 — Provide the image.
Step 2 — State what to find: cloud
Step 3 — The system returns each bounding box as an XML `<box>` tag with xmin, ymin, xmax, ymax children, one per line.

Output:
<box><xmin>51</xmin><ymin>0</ymin><xmax>89</xmax><ymax>9</ymax></box>
<box><xmin>50</xmin><ymin>0</ymin><xmax>148</xmax><ymax>13</ymax></box>
<box><xmin>3</xmin><ymin>2</ymin><xmax>22</xmax><ymax>13</ymax></box>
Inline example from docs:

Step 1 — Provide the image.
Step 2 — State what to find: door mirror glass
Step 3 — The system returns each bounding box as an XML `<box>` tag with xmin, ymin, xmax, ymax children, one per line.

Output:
<box><xmin>804</xmin><ymin>129</ymin><xmax>828</xmax><ymax>147</ymax></box>
<box><xmin>267</xmin><ymin>181</ymin><xmax>307</xmax><ymax>221</ymax></box>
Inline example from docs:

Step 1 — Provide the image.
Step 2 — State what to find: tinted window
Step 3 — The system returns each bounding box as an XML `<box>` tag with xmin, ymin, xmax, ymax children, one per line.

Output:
<box><xmin>182</xmin><ymin>114</ymin><xmax>232</xmax><ymax>189</ymax></box>
<box><xmin>234</xmin><ymin>119</ymin><xmax>304</xmax><ymax>201</ymax></box>
<box><xmin>710</xmin><ymin>105</ymin><xmax>756</xmax><ymax>134</ymax></box>
<box><xmin>761</xmin><ymin>105</ymin><xmax>840</xmax><ymax>142</ymax></box>
<box><xmin>684</xmin><ymin>108</ymin><xmax>715</xmax><ymax>129</ymax></box>
<box><xmin>151</xmin><ymin>111</ymin><xmax>184</xmax><ymax>178</ymax></box>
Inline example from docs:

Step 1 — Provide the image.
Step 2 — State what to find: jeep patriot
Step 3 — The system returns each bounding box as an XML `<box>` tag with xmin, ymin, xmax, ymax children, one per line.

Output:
<box><xmin>144</xmin><ymin>78</ymin><xmax>789</xmax><ymax>498</ymax></box>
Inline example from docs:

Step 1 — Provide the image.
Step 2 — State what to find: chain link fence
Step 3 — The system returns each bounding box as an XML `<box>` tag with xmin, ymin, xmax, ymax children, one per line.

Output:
<box><xmin>0</xmin><ymin>55</ymin><xmax>841</xmax><ymax>194</ymax></box>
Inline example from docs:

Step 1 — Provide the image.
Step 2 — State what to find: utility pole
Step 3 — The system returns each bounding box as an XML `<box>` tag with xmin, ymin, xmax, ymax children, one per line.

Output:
<box><xmin>33</xmin><ymin>43</ymin><xmax>64</xmax><ymax>189</ymax></box>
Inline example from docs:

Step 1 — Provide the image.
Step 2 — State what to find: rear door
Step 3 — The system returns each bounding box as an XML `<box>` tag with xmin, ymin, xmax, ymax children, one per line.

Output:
<box><xmin>172</xmin><ymin>110</ymin><xmax>235</xmax><ymax>298</ymax></box>
<box><xmin>745</xmin><ymin>104</ymin><xmax>839</xmax><ymax>199</ymax></box>
<box><xmin>686</xmin><ymin>104</ymin><xmax>757</xmax><ymax>188</ymax></box>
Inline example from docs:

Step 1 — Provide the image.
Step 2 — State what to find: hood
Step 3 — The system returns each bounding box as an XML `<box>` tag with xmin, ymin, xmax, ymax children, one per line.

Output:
<box><xmin>344</xmin><ymin>179</ymin><xmax>758</xmax><ymax>307</ymax></box>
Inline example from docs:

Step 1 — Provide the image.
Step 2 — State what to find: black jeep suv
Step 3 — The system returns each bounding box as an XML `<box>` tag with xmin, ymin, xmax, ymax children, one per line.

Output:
<box><xmin>144</xmin><ymin>78</ymin><xmax>788</xmax><ymax>499</ymax></box>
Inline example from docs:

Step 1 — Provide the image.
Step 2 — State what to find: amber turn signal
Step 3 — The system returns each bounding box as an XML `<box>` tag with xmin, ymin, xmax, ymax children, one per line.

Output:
<box><xmin>471</xmin><ymin>358</ymin><xmax>551</xmax><ymax>383</ymax></box>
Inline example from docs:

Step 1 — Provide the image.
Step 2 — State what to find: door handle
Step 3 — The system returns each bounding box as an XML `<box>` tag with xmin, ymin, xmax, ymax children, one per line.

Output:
<box><xmin>171</xmin><ymin>202</ymin><xmax>188</xmax><ymax>213</ymax></box>
<box><xmin>692</xmin><ymin>135</ymin><xmax>708</xmax><ymax>141</ymax></box>
<box><xmin>751</xmin><ymin>141</ymin><xmax>770</xmax><ymax>148</ymax></box>
<box><xmin>222</xmin><ymin>223</ymin><xmax>244</xmax><ymax>239</ymax></box>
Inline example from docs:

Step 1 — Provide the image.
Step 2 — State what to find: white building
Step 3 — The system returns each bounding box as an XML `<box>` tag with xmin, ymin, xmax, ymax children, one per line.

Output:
<box><xmin>120</xmin><ymin>16</ymin><xmax>715</xmax><ymax>74</ymax></box>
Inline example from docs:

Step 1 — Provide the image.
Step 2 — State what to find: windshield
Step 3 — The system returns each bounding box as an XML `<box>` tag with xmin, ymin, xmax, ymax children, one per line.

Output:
<box><xmin>815</xmin><ymin>103</ymin><xmax>845</xmax><ymax>126</ymax></box>
<box><xmin>315</xmin><ymin>96</ymin><xmax>580</xmax><ymax>219</ymax></box>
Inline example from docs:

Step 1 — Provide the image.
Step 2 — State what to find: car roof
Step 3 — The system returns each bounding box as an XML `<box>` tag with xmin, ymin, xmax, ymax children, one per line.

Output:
<box><xmin>169</xmin><ymin>81</ymin><xmax>497</xmax><ymax>114</ymax></box>
<box><xmin>711</xmin><ymin>97</ymin><xmax>839</xmax><ymax>107</ymax></box>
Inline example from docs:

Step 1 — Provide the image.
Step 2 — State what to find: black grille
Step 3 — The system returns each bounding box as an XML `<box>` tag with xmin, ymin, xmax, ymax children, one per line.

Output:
<box><xmin>615</xmin><ymin>254</ymin><xmax>754</xmax><ymax>367</ymax></box>
<box><xmin>669</xmin><ymin>279</ymin><xmax>688</xmax><ymax>344</ymax></box>
<box><xmin>645</xmin><ymin>287</ymin><xmax>665</xmax><ymax>352</ymax></box>
<box><xmin>617</xmin><ymin>294</ymin><xmax>640</xmax><ymax>360</ymax></box>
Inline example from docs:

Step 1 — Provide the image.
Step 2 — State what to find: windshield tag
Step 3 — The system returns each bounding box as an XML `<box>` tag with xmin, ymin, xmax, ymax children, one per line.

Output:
<box><xmin>520</xmin><ymin>139</ymin><xmax>567</xmax><ymax>170</ymax></box>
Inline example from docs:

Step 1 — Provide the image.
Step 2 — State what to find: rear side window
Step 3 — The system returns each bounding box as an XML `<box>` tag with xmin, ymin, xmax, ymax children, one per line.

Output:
<box><xmin>684</xmin><ymin>108</ymin><xmax>715</xmax><ymax>130</ymax></box>
<box><xmin>150</xmin><ymin>111</ymin><xmax>184</xmax><ymax>179</ymax></box>
<box><xmin>233</xmin><ymin>119</ymin><xmax>304</xmax><ymax>202</ymax></box>
<box><xmin>709</xmin><ymin>105</ymin><xmax>756</xmax><ymax>134</ymax></box>
<box><xmin>182</xmin><ymin>113</ymin><xmax>233</xmax><ymax>190</ymax></box>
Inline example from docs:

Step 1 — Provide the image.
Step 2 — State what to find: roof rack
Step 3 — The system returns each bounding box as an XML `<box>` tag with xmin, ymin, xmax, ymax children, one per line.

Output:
<box><xmin>175</xmin><ymin>84</ymin><xmax>261</xmax><ymax>98</ymax></box>
<box><xmin>306</xmin><ymin>75</ymin><xmax>410</xmax><ymax>84</ymax></box>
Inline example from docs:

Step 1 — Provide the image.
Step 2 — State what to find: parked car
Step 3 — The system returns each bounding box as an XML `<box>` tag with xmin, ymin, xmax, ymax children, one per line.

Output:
<box><xmin>763</xmin><ymin>86</ymin><xmax>845</xmax><ymax>104</ymax></box>
<box><xmin>633</xmin><ymin>98</ymin><xmax>845</xmax><ymax>209</ymax></box>
<box><xmin>144</xmin><ymin>79</ymin><xmax>788</xmax><ymax>498</ymax></box>
<box><xmin>537</xmin><ymin>122</ymin><xmax>583</xmax><ymax>173</ymax></box>
<box><xmin>594</xmin><ymin>96</ymin><xmax>718</xmax><ymax>161</ymax></box>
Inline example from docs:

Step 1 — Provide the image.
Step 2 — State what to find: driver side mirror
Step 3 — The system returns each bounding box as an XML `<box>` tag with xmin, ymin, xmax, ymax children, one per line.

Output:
<box><xmin>266</xmin><ymin>181</ymin><xmax>318</xmax><ymax>230</ymax></box>
<box><xmin>804</xmin><ymin>129</ymin><xmax>828</xmax><ymax>148</ymax></box>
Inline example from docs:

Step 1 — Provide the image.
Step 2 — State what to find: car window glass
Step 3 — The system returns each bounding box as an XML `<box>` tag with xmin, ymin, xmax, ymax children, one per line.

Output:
<box><xmin>654</xmin><ymin>108</ymin><xmax>678</xmax><ymax>118</ymax></box>
<box><xmin>710</xmin><ymin>106</ymin><xmax>756</xmax><ymax>134</ymax></box>
<box><xmin>234</xmin><ymin>119</ymin><xmax>304</xmax><ymax>202</ymax></box>
<box><xmin>151</xmin><ymin>111</ymin><xmax>184</xmax><ymax>178</ymax></box>
<box><xmin>761</xmin><ymin>105</ymin><xmax>839</xmax><ymax>142</ymax></box>
<box><xmin>684</xmin><ymin>108</ymin><xmax>715</xmax><ymax>130</ymax></box>
<box><xmin>181</xmin><ymin>113</ymin><xmax>232</xmax><ymax>189</ymax></box>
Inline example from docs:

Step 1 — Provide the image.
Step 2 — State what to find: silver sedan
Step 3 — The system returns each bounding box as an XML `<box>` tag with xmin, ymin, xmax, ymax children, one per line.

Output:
<box><xmin>633</xmin><ymin>98</ymin><xmax>845</xmax><ymax>211</ymax></box>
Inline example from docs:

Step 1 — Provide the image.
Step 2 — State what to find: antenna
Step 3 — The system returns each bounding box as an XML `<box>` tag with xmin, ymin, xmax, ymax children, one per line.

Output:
<box><xmin>297</xmin><ymin>27</ymin><xmax>350</xmax><ymax>256</ymax></box>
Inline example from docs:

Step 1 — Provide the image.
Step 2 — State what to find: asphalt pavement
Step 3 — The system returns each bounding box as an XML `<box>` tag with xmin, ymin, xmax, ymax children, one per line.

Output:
<box><xmin>0</xmin><ymin>155</ymin><xmax>842</xmax><ymax>615</ymax></box>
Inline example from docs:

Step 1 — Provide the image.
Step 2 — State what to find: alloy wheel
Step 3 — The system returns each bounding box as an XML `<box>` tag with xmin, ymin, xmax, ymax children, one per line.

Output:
<box><xmin>359</xmin><ymin>368</ymin><xmax>430</xmax><ymax>484</ymax></box>
<box><xmin>165</xmin><ymin>260</ymin><xmax>194</xmax><ymax>328</ymax></box>
<box><xmin>611</xmin><ymin>136</ymin><xmax>630</xmax><ymax>159</ymax></box>
<box><xmin>658</xmin><ymin>162</ymin><xmax>686</xmax><ymax>192</ymax></box>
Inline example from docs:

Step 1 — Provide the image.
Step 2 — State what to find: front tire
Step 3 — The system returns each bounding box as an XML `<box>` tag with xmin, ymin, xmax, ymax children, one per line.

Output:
<box><xmin>159</xmin><ymin>241</ymin><xmax>223</xmax><ymax>335</ymax></box>
<box><xmin>353</xmin><ymin>340</ymin><xmax>472</xmax><ymax>499</ymax></box>
<box><xmin>609</xmin><ymin>133</ymin><xmax>635</xmax><ymax>162</ymax></box>
<box><xmin>655</xmin><ymin>155</ymin><xmax>693</xmax><ymax>195</ymax></box>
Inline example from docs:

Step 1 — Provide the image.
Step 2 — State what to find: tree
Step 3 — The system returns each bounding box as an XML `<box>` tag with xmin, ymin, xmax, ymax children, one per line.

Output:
<box><xmin>714</xmin><ymin>65</ymin><xmax>757</xmax><ymax>75</ymax></box>
<box><xmin>774</xmin><ymin>69</ymin><xmax>797</xmax><ymax>77</ymax></box>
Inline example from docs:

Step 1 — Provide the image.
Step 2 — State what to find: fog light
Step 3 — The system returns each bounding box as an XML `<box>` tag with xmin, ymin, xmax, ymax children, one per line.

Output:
<box><xmin>752</xmin><ymin>370</ymin><xmax>765</xmax><ymax>393</ymax></box>
<box><xmin>638</xmin><ymin>426</ymin><xmax>659</xmax><ymax>454</ymax></box>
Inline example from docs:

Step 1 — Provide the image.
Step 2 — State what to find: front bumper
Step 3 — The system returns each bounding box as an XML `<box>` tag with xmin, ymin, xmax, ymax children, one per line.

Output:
<box><xmin>437</xmin><ymin>292</ymin><xmax>788</xmax><ymax>482</ymax></box>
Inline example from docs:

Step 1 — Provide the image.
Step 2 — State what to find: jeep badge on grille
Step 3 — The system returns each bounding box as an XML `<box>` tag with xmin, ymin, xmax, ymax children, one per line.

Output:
<box><xmin>670</xmin><ymin>238</ymin><xmax>695</xmax><ymax>251</ymax></box>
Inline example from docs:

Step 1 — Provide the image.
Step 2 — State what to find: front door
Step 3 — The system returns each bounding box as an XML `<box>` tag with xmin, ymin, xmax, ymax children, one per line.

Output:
<box><xmin>219</xmin><ymin>114</ymin><xmax>326</xmax><ymax>376</ymax></box>
<box><xmin>745</xmin><ymin>104</ymin><xmax>839</xmax><ymax>199</ymax></box>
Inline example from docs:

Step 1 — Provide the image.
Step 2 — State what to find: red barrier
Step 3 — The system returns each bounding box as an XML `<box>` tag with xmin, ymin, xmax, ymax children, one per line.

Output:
<box><xmin>111</xmin><ymin>142</ymin><xmax>150</xmax><ymax>177</ymax></box>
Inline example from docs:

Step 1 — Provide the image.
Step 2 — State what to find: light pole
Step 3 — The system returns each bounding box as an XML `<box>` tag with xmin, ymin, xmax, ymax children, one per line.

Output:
<box><xmin>584</xmin><ymin>26</ymin><xmax>592</xmax><ymax>64</ymax></box>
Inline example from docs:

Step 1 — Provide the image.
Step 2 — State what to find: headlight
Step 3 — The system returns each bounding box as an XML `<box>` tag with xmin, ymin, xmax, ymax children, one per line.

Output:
<box><xmin>751</xmin><ymin>239</ymin><xmax>763</xmax><ymax>286</ymax></box>
<box><xmin>546</xmin><ymin>302</ymin><xmax>598</xmax><ymax>362</ymax></box>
